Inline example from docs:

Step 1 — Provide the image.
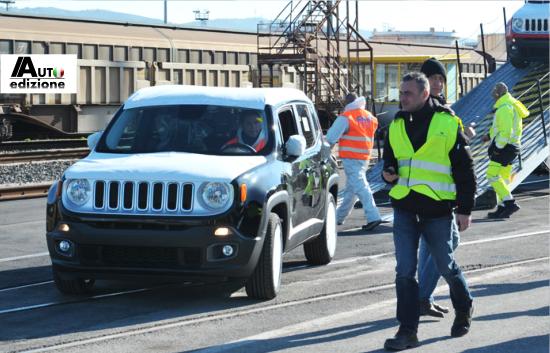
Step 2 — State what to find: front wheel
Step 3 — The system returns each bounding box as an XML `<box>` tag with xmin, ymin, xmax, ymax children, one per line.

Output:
<box><xmin>245</xmin><ymin>213</ymin><xmax>283</xmax><ymax>300</ymax></box>
<box><xmin>304</xmin><ymin>194</ymin><xmax>337</xmax><ymax>265</ymax></box>
<box><xmin>52</xmin><ymin>268</ymin><xmax>95</xmax><ymax>295</ymax></box>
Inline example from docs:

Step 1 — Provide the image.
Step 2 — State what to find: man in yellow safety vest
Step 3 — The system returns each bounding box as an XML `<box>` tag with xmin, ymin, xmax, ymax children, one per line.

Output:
<box><xmin>382</xmin><ymin>72</ymin><xmax>475</xmax><ymax>351</ymax></box>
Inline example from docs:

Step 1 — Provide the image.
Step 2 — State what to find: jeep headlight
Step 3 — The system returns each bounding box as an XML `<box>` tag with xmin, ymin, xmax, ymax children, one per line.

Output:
<box><xmin>199</xmin><ymin>182</ymin><xmax>233</xmax><ymax>210</ymax></box>
<box><xmin>512</xmin><ymin>18</ymin><xmax>523</xmax><ymax>32</ymax></box>
<box><xmin>66</xmin><ymin>179</ymin><xmax>91</xmax><ymax>206</ymax></box>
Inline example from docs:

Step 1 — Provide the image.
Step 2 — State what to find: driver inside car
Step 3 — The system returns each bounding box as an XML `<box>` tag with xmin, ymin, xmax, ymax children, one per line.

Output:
<box><xmin>223</xmin><ymin>111</ymin><xmax>267</xmax><ymax>152</ymax></box>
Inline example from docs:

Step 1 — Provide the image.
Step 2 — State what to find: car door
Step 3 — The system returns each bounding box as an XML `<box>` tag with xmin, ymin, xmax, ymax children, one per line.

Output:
<box><xmin>277</xmin><ymin>103</ymin><xmax>323</xmax><ymax>250</ymax></box>
<box><xmin>293</xmin><ymin>103</ymin><xmax>324</xmax><ymax>219</ymax></box>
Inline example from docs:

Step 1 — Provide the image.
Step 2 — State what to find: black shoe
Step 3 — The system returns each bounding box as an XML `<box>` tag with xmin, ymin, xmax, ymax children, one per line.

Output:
<box><xmin>451</xmin><ymin>305</ymin><xmax>474</xmax><ymax>337</ymax></box>
<box><xmin>487</xmin><ymin>205</ymin><xmax>505</xmax><ymax>219</ymax></box>
<box><xmin>362</xmin><ymin>220</ymin><xmax>383</xmax><ymax>231</ymax></box>
<box><xmin>384</xmin><ymin>328</ymin><xmax>419</xmax><ymax>351</ymax></box>
<box><xmin>433</xmin><ymin>302</ymin><xmax>450</xmax><ymax>314</ymax></box>
<box><xmin>499</xmin><ymin>200</ymin><xmax>521</xmax><ymax>218</ymax></box>
<box><xmin>354</xmin><ymin>201</ymin><xmax>363</xmax><ymax>209</ymax></box>
<box><xmin>419</xmin><ymin>300</ymin><xmax>444</xmax><ymax>318</ymax></box>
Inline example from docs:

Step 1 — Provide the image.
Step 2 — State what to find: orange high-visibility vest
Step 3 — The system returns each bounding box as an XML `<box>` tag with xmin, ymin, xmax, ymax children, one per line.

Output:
<box><xmin>338</xmin><ymin>109</ymin><xmax>377</xmax><ymax>160</ymax></box>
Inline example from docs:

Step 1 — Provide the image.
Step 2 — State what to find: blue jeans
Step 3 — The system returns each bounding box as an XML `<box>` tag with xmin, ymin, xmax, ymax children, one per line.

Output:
<box><xmin>392</xmin><ymin>208</ymin><xmax>473</xmax><ymax>332</ymax></box>
<box><xmin>336</xmin><ymin>159</ymin><xmax>381</xmax><ymax>224</ymax></box>
<box><xmin>418</xmin><ymin>216</ymin><xmax>460</xmax><ymax>303</ymax></box>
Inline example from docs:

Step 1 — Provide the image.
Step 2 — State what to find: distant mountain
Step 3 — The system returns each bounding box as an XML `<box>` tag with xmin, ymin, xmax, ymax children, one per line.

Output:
<box><xmin>8</xmin><ymin>7</ymin><xmax>166</xmax><ymax>25</ymax></box>
<box><xmin>6</xmin><ymin>7</ymin><xmax>269</xmax><ymax>32</ymax></box>
<box><xmin>181</xmin><ymin>17</ymin><xmax>267</xmax><ymax>32</ymax></box>
<box><xmin>5</xmin><ymin>7</ymin><xmax>373</xmax><ymax>36</ymax></box>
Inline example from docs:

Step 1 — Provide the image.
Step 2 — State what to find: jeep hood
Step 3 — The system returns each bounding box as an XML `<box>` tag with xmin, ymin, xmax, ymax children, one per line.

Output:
<box><xmin>64</xmin><ymin>152</ymin><xmax>268</xmax><ymax>182</ymax></box>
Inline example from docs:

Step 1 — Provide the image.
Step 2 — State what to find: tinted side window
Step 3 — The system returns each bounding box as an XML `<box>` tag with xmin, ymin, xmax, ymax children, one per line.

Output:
<box><xmin>278</xmin><ymin>107</ymin><xmax>298</xmax><ymax>143</ymax></box>
<box><xmin>295</xmin><ymin>104</ymin><xmax>316</xmax><ymax>148</ymax></box>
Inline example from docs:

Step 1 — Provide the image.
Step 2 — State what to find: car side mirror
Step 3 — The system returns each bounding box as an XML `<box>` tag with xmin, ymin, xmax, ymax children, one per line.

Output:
<box><xmin>87</xmin><ymin>131</ymin><xmax>103</xmax><ymax>151</ymax></box>
<box><xmin>285</xmin><ymin>135</ymin><xmax>306</xmax><ymax>157</ymax></box>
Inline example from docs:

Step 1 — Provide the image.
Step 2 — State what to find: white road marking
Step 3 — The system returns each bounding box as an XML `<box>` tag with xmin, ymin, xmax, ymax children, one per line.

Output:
<box><xmin>16</xmin><ymin>257</ymin><xmax>548</xmax><ymax>353</ymax></box>
<box><xmin>191</xmin><ymin>257</ymin><xmax>549</xmax><ymax>353</ymax></box>
<box><xmin>0</xmin><ymin>281</ymin><xmax>53</xmax><ymax>293</ymax></box>
<box><xmin>0</xmin><ymin>287</ymin><xmax>152</xmax><ymax>315</ymax></box>
<box><xmin>0</xmin><ymin>252</ymin><xmax>49</xmax><ymax>263</ymax></box>
<box><xmin>516</xmin><ymin>194</ymin><xmax>549</xmax><ymax>202</ymax></box>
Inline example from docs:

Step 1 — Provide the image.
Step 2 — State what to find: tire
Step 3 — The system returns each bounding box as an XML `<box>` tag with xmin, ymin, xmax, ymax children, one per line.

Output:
<box><xmin>304</xmin><ymin>194</ymin><xmax>337</xmax><ymax>265</ymax></box>
<box><xmin>510</xmin><ymin>56</ymin><xmax>528</xmax><ymax>68</ymax></box>
<box><xmin>52</xmin><ymin>268</ymin><xmax>95</xmax><ymax>295</ymax></box>
<box><xmin>245</xmin><ymin>213</ymin><xmax>283</xmax><ymax>300</ymax></box>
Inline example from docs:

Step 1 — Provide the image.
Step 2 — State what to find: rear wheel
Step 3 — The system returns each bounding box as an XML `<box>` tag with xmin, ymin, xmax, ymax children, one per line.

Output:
<box><xmin>52</xmin><ymin>268</ymin><xmax>95</xmax><ymax>295</ymax></box>
<box><xmin>245</xmin><ymin>213</ymin><xmax>283</xmax><ymax>300</ymax></box>
<box><xmin>304</xmin><ymin>194</ymin><xmax>337</xmax><ymax>265</ymax></box>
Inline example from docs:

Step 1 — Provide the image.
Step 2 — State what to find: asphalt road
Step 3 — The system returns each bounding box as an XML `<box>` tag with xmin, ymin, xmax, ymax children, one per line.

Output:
<box><xmin>0</xmin><ymin>174</ymin><xmax>548</xmax><ymax>353</ymax></box>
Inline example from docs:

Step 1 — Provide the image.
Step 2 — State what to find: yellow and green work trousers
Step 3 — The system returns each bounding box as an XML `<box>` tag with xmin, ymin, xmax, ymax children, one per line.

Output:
<box><xmin>486</xmin><ymin>161</ymin><xmax>513</xmax><ymax>203</ymax></box>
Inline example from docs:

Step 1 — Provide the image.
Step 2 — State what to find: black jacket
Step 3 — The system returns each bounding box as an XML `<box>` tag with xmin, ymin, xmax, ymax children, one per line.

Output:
<box><xmin>382</xmin><ymin>97</ymin><xmax>476</xmax><ymax>217</ymax></box>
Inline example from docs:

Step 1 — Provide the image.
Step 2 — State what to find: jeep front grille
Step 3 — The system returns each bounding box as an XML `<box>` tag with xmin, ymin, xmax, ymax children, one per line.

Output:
<box><xmin>524</xmin><ymin>18</ymin><xmax>548</xmax><ymax>32</ymax></box>
<box><xmin>93</xmin><ymin>180</ymin><xmax>194</xmax><ymax>214</ymax></box>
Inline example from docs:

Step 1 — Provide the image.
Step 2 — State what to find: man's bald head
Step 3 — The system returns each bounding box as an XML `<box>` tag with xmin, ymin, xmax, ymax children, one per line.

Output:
<box><xmin>492</xmin><ymin>82</ymin><xmax>508</xmax><ymax>100</ymax></box>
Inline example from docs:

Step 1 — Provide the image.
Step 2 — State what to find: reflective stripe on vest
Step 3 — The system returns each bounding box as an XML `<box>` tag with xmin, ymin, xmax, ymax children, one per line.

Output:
<box><xmin>397</xmin><ymin>177</ymin><xmax>457</xmax><ymax>193</ymax></box>
<box><xmin>338</xmin><ymin>108</ymin><xmax>377</xmax><ymax>160</ymax></box>
<box><xmin>388</xmin><ymin>111</ymin><xmax>458</xmax><ymax>201</ymax></box>
<box><xmin>398</xmin><ymin>159</ymin><xmax>452</xmax><ymax>175</ymax></box>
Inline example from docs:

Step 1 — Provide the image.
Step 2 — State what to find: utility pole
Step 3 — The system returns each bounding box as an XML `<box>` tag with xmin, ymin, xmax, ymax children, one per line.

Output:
<box><xmin>480</xmin><ymin>23</ymin><xmax>488</xmax><ymax>78</ymax></box>
<box><xmin>193</xmin><ymin>9</ymin><xmax>209</xmax><ymax>26</ymax></box>
<box><xmin>164</xmin><ymin>0</ymin><xmax>167</xmax><ymax>24</ymax></box>
<box><xmin>0</xmin><ymin>0</ymin><xmax>15</xmax><ymax>11</ymax></box>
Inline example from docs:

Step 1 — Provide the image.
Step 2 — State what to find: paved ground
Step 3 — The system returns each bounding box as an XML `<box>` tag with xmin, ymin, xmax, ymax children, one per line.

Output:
<box><xmin>0</xmin><ymin>173</ymin><xmax>548</xmax><ymax>353</ymax></box>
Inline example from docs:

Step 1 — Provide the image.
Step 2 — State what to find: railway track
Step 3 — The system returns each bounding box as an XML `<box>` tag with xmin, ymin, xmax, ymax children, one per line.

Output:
<box><xmin>0</xmin><ymin>140</ymin><xmax>89</xmax><ymax>201</ymax></box>
<box><xmin>0</xmin><ymin>183</ymin><xmax>52</xmax><ymax>201</ymax></box>
<box><xmin>0</xmin><ymin>139</ymin><xmax>88</xmax><ymax>152</ymax></box>
<box><xmin>0</xmin><ymin>148</ymin><xmax>89</xmax><ymax>163</ymax></box>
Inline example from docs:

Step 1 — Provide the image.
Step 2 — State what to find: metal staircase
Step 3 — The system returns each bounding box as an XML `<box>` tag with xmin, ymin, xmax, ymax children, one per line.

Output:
<box><xmin>366</xmin><ymin>62</ymin><xmax>549</xmax><ymax>204</ymax></box>
<box><xmin>257</xmin><ymin>0</ymin><xmax>374</xmax><ymax>123</ymax></box>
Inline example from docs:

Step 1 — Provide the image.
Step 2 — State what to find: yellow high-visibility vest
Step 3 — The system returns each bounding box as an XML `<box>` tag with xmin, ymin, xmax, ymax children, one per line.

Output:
<box><xmin>389</xmin><ymin>112</ymin><xmax>459</xmax><ymax>201</ymax></box>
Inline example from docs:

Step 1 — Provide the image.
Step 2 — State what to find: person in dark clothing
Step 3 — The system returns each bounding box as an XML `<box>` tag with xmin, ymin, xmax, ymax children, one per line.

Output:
<box><xmin>417</xmin><ymin>58</ymin><xmax>470</xmax><ymax>319</ymax></box>
<box><xmin>383</xmin><ymin>72</ymin><xmax>475</xmax><ymax>351</ymax></box>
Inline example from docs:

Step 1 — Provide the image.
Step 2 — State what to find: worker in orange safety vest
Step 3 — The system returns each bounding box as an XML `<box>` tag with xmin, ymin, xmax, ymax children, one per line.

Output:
<box><xmin>326</xmin><ymin>92</ymin><xmax>383</xmax><ymax>231</ymax></box>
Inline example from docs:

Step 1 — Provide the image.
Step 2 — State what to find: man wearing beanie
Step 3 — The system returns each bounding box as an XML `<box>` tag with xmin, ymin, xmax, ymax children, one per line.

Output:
<box><xmin>326</xmin><ymin>92</ymin><xmax>383</xmax><ymax>231</ymax></box>
<box><xmin>416</xmin><ymin>57</ymin><xmax>474</xmax><ymax>321</ymax></box>
<box><xmin>421</xmin><ymin>58</ymin><xmax>448</xmax><ymax>105</ymax></box>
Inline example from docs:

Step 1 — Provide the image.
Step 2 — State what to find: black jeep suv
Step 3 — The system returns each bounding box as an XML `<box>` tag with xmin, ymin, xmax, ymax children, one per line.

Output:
<box><xmin>46</xmin><ymin>85</ymin><xmax>339</xmax><ymax>299</ymax></box>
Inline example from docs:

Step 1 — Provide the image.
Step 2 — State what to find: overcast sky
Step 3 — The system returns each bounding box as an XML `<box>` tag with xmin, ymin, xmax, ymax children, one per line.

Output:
<box><xmin>11</xmin><ymin>0</ymin><xmax>525</xmax><ymax>38</ymax></box>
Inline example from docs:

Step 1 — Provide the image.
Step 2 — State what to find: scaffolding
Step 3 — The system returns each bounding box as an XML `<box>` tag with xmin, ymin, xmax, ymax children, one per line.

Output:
<box><xmin>257</xmin><ymin>0</ymin><xmax>375</xmax><ymax>122</ymax></box>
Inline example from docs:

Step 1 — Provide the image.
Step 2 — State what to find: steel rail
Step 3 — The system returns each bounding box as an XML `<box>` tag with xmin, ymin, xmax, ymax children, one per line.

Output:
<box><xmin>0</xmin><ymin>183</ymin><xmax>52</xmax><ymax>201</ymax></box>
<box><xmin>0</xmin><ymin>148</ymin><xmax>88</xmax><ymax>163</ymax></box>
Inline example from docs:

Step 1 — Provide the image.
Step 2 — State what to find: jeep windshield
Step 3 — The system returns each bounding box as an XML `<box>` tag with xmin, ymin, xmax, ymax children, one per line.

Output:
<box><xmin>96</xmin><ymin>105</ymin><xmax>270</xmax><ymax>155</ymax></box>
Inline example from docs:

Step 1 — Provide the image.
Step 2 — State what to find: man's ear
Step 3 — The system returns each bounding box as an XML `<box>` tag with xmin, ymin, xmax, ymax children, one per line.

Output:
<box><xmin>422</xmin><ymin>89</ymin><xmax>430</xmax><ymax>100</ymax></box>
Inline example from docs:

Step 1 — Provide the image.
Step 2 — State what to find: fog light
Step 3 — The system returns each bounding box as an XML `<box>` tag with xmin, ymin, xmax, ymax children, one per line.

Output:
<box><xmin>215</xmin><ymin>227</ymin><xmax>231</xmax><ymax>237</ymax></box>
<box><xmin>58</xmin><ymin>240</ymin><xmax>72</xmax><ymax>253</ymax></box>
<box><xmin>57</xmin><ymin>223</ymin><xmax>70</xmax><ymax>232</ymax></box>
<box><xmin>222</xmin><ymin>245</ymin><xmax>234</xmax><ymax>257</ymax></box>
